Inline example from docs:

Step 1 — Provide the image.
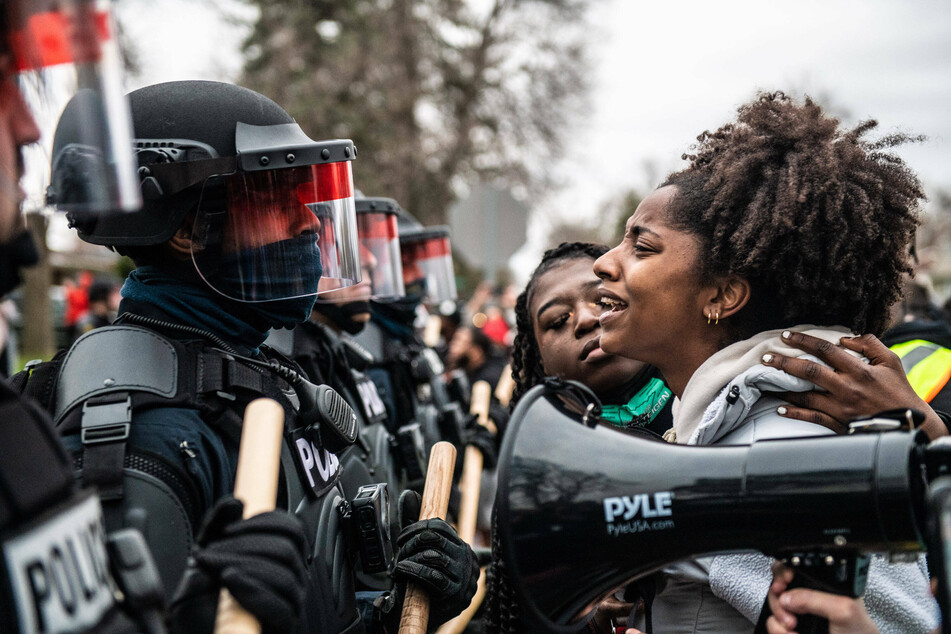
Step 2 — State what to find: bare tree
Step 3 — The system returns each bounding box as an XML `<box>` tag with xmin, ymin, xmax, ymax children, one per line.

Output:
<box><xmin>542</xmin><ymin>187</ymin><xmax>641</xmax><ymax>250</ymax></box>
<box><xmin>239</xmin><ymin>0</ymin><xmax>593</xmax><ymax>224</ymax></box>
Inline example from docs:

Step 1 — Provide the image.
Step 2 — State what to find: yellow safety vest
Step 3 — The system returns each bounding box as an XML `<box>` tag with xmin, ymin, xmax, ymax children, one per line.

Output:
<box><xmin>890</xmin><ymin>339</ymin><xmax>951</xmax><ymax>403</ymax></box>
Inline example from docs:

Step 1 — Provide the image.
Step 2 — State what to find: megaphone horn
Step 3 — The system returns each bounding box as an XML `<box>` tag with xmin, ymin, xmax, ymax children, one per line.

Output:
<box><xmin>496</xmin><ymin>383</ymin><xmax>932</xmax><ymax>631</ymax></box>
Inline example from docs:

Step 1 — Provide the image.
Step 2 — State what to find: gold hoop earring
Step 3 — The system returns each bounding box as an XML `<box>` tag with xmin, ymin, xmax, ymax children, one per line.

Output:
<box><xmin>706</xmin><ymin>312</ymin><xmax>712</xmax><ymax>325</ymax></box>
<box><xmin>715</xmin><ymin>311</ymin><xmax>720</xmax><ymax>326</ymax></box>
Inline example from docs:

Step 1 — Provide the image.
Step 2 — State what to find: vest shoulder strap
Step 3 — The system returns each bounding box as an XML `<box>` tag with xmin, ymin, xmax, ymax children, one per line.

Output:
<box><xmin>52</xmin><ymin>325</ymin><xmax>297</xmax><ymax>501</ymax></box>
<box><xmin>54</xmin><ymin>325</ymin><xmax>180</xmax><ymax>424</ymax></box>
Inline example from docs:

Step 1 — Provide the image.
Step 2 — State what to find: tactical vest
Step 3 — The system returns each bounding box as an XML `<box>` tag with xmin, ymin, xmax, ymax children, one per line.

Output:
<box><xmin>0</xmin><ymin>381</ymin><xmax>148</xmax><ymax>633</ymax></box>
<box><xmin>14</xmin><ymin>324</ymin><xmax>363</xmax><ymax>633</ymax></box>
<box><xmin>890</xmin><ymin>339</ymin><xmax>951</xmax><ymax>403</ymax></box>
<box><xmin>280</xmin><ymin>321</ymin><xmax>404</xmax><ymax>592</ymax></box>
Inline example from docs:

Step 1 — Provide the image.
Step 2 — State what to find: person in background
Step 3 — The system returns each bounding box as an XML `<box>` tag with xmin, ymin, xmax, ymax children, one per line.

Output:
<box><xmin>62</xmin><ymin>270</ymin><xmax>92</xmax><ymax>342</ymax></box>
<box><xmin>447</xmin><ymin>324</ymin><xmax>508</xmax><ymax>391</ymax></box>
<box><xmin>884</xmin><ymin>274</ymin><xmax>951</xmax><ymax>415</ymax></box>
<box><xmin>74</xmin><ymin>279</ymin><xmax>118</xmax><ymax>337</ymax></box>
<box><xmin>480</xmin><ymin>303</ymin><xmax>511</xmax><ymax>348</ymax></box>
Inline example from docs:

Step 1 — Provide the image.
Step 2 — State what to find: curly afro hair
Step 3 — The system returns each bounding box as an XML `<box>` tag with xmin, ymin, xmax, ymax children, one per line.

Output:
<box><xmin>662</xmin><ymin>91</ymin><xmax>924</xmax><ymax>338</ymax></box>
<box><xmin>510</xmin><ymin>241</ymin><xmax>608</xmax><ymax>406</ymax></box>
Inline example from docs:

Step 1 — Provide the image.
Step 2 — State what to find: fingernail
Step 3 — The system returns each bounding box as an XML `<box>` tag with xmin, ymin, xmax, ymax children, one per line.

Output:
<box><xmin>780</xmin><ymin>594</ymin><xmax>792</xmax><ymax>608</ymax></box>
<box><xmin>777</xmin><ymin>406</ymin><xmax>788</xmax><ymax>415</ymax></box>
<box><xmin>782</xmin><ymin>330</ymin><xmax>791</xmax><ymax>339</ymax></box>
<box><xmin>762</xmin><ymin>353</ymin><xmax>773</xmax><ymax>364</ymax></box>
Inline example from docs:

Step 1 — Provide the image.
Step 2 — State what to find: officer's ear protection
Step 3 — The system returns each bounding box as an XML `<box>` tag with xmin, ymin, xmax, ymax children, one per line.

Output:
<box><xmin>496</xmin><ymin>381</ymin><xmax>951</xmax><ymax>631</ymax></box>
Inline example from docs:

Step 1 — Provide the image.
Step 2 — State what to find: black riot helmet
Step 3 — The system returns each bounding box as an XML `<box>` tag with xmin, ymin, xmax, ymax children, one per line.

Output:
<box><xmin>53</xmin><ymin>80</ymin><xmax>362</xmax><ymax>302</ymax></box>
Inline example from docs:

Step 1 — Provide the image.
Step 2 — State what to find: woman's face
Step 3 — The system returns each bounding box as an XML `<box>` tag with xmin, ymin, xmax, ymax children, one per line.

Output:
<box><xmin>594</xmin><ymin>186</ymin><xmax>715</xmax><ymax>374</ymax></box>
<box><xmin>529</xmin><ymin>257</ymin><xmax>645</xmax><ymax>396</ymax></box>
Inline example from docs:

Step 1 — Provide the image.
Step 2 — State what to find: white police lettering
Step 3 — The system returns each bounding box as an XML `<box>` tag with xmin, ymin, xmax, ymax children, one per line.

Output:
<box><xmin>356</xmin><ymin>378</ymin><xmax>387</xmax><ymax>419</ymax></box>
<box><xmin>603</xmin><ymin>492</ymin><xmax>674</xmax><ymax>522</ymax></box>
<box><xmin>294</xmin><ymin>436</ymin><xmax>341</xmax><ymax>491</ymax></box>
<box><xmin>3</xmin><ymin>494</ymin><xmax>116</xmax><ymax>634</ymax></box>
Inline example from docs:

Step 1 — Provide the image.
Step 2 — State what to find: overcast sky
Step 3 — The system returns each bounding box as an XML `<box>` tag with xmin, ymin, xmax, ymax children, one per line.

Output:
<box><xmin>100</xmin><ymin>0</ymin><xmax>951</xmax><ymax>280</ymax></box>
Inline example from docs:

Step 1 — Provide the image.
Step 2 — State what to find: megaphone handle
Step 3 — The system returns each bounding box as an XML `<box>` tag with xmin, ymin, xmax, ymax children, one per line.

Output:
<box><xmin>783</xmin><ymin>574</ymin><xmax>829</xmax><ymax>634</ymax></box>
<box><xmin>399</xmin><ymin>442</ymin><xmax>458</xmax><ymax>634</ymax></box>
<box><xmin>755</xmin><ymin>575</ymin><xmax>830</xmax><ymax>634</ymax></box>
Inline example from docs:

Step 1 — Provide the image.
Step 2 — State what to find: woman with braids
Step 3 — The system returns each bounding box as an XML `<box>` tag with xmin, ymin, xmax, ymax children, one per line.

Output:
<box><xmin>485</xmin><ymin>241</ymin><xmax>675</xmax><ymax>633</ymax></box>
<box><xmin>509</xmin><ymin>241</ymin><xmax>674</xmax><ymax>434</ymax></box>
<box><xmin>594</xmin><ymin>92</ymin><xmax>940</xmax><ymax>632</ymax></box>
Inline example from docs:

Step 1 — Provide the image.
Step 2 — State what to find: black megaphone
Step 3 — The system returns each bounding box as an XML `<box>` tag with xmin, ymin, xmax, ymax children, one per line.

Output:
<box><xmin>496</xmin><ymin>382</ymin><xmax>951</xmax><ymax>631</ymax></box>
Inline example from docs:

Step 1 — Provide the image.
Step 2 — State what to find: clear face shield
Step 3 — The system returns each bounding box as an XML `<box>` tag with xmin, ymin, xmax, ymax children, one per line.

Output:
<box><xmin>316</xmin><ymin>204</ymin><xmax>405</xmax><ymax>305</ymax></box>
<box><xmin>186</xmin><ymin>124</ymin><xmax>361</xmax><ymax>303</ymax></box>
<box><xmin>353</xmin><ymin>203</ymin><xmax>404</xmax><ymax>300</ymax></box>
<box><xmin>8</xmin><ymin>0</ymin><xmax>139</xmax><ymax>215</ymax></box>
<box><xmin>399</xmin><ymin>225</ymin><xmax>458</xmax><ymax>305</ymax></box>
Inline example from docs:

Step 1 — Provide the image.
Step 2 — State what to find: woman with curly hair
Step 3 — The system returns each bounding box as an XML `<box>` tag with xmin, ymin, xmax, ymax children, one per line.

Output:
<box><xmin>594</xmin><ymin>92</ymin><xmax>940</xmax><ymax>632</ymax></box>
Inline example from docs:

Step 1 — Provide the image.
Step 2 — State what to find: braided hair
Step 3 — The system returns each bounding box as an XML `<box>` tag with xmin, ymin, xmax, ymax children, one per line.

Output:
<box><xmin>662</xmin><ymin>91</ymin><xmax>924</xmax><ymax>339</ymax></box>
<box><xmin>510</xmin><ymin>241</ymin><xmax>609</xmax><ymax>406</ymax></box>
<box><xmin>484</xmin><ymin>242</ymin><xmax>610</xmax><ymax>633</ymax></box>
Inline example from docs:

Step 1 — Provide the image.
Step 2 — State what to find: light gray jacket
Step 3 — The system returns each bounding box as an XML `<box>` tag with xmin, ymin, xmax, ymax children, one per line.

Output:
<box><xmin>650</xmin><ymin>326</ymin><xmax>940</xmax><ymax>633</ymax></box>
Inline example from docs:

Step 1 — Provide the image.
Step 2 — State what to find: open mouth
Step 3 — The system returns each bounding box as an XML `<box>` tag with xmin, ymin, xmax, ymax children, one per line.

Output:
<box><xmin>598</xmin><ymin>290</ymin><xmax>628</xmax><ymax>312</ymax></box>
<box><xmin>599</xmin><ymin>297</ymin><xmax>627</xmax><ymax>311</ymax></box>
<box><xmin>597</xmin><ymin>289</ymin><xmax>628</xmax><ymax>327</ymax></box>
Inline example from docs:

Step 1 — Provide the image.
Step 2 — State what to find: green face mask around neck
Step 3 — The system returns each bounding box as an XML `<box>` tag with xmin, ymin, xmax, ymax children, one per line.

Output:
<box><xmin>599</xmin><ymin>377</ymin><xmax>671</xmax><ymax>428</ymax></box>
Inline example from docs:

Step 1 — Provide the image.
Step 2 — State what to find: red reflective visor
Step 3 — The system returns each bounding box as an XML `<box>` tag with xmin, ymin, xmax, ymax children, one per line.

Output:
<box><xmin>400</xmin><ymin>227</ymin><xmax>457</xmax><ymax>303</ymax></box>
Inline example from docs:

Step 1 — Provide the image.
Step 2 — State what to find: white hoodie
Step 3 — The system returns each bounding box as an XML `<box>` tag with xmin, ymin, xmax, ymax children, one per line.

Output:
<box><xmin>652</xmin><ymin>325</ymin><xmax>940</xmax><ymax>633</ymax></box>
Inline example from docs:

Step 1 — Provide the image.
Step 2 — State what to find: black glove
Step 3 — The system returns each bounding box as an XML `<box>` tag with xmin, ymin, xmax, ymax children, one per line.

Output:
<box><xmin>380</xmin><ymin>490</ymin><xmax>479</xmax><ymax>630</ymax></box>
<box><xmin>169</xmin><ymin>497</ymin><xmax>308</xmax><ymax>634</ymax></box>
<box><xmin>466</xmin><ymin>422</ymin><xmax>499</xmax><ymax>469</ymax></box>
<box><xmin>487</xmin><ymin>402</ymin><xmax>509</xmax><ymax>438</ymax></box>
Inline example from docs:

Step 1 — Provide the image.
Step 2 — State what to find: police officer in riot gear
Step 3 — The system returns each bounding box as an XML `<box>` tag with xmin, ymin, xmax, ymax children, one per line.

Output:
<box><xmin>0</xmin><ymin>1</ymin><xmax>165</xmax><ymax>631</ymax></box>
<box><xmin>41</xmin><ymin>78</ymin><xmax>477</xmax><ymax>632</ymax></box>
<box><xmin>355</xmin><ymin>212</ymin><xmax>501</xmax><ymax>461</ymax></box>
<box><xmin>271</xmin><ymin>196</ymin><xmax>481</xmax><ymax>619</ymax></box>
<box><xmin>276</xmin><ymin>197</ymin><xmax>406</xmax><ymax>548</ymax></box>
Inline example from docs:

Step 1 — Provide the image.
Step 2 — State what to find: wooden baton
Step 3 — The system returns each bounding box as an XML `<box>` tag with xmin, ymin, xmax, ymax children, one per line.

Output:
<box><xmin>494</xmin><ymin>364</ymin><xmax>516</xmax><ymax>409</ymax></box>
<box><xmin>214</xmin><ymin>398</ymin><xmax>286</xmax><ymax>634</ymax></box>
<box><xmin>422</xmin><ymin>314</ymin><xmax>442</xmax><ymax>348</ymax></box>
<box><xmin>398</xmin><ymin>441</ymin><xmax>458</xmax><ymax>634</ymax></box>
<box><xmin>435</xmin><ymin>381</ymin><xmax>492</xmax><ymax>634</ymax></box>
<box><xmin>455</xmin><ymin>380</ymin><xmax>492</xmax><ymax>545</ymax></box>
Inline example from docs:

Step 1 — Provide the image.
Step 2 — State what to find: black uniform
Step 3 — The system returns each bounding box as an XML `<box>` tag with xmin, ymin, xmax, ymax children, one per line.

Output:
<box><xmin>0</xmin><ymin>380</ymin><xmax>163</xmax><ymax>634</ymax></box>
<box><xmin>276</xmin><ymin>316</ymin><xmax>404</xmax><ymax>591</ymax></box>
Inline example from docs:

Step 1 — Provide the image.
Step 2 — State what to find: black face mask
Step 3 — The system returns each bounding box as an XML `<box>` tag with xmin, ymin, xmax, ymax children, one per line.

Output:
<box><xmin>403</xmin><ymin>278</ymin><xmax>428</xmax><ymax>302</ymax></box>
<box><xmin>313</xmin><ymin>300</ymin><xmax>370</xmax><ymax>335</ymax></box>
<box><xmin>0</xmin><ymin>230</ymin><xmax>39</xmax><ymax>297</ymax></box>
<box><xmin>371</xmin><ymin>296</ymin><xmax>421</xmax><ymax>327</ymax></box>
